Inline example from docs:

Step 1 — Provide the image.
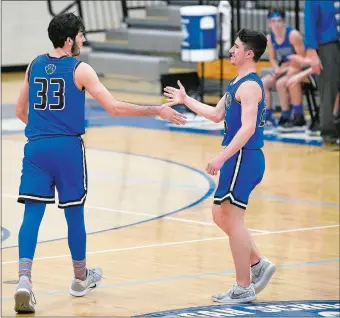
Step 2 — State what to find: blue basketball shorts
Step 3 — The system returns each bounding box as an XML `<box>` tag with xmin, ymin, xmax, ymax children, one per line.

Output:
<box><xmin>18</xmin><ymin>136</ymin><xmax>87</xmax><ymax>209</ymax></box>
<box><xmin>213</xmin><ymin>148</ymin><xmax>265</xmax><ymax>210</ymax></box>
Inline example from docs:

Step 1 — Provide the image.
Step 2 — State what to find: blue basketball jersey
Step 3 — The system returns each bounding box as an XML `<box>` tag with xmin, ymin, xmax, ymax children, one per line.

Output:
<box><xmin>26</xmin><ymin>54</ymin><xmax>85</xmax><ymax>140</ymax></box>
<box><xmin>270</xmin><ymin>26</ymin><xmax>296</xmax><ymax>64</ymax></box>
<box><xmin>221</xmin><ymin>72</ymin><xmax>266</xmax><ymax>149</ymax></box>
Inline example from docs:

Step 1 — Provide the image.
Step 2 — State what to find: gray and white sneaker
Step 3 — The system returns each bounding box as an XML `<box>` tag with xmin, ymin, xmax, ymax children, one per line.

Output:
<box><xmin>14</xmin><ymin>276</ymin><xmax>36</xmax><ymax>313</ymax></box>
<box><xmin>69</xmin><ymin>267</ymin><xmax>103</xmax><ymax>297</ymax></box>
<box><xmin>212</xmin><ymin>283</ymin><xmax>256</xmax><ymax>304</ymax></box>
<box><xmin>251</xmin><ymin>257</ymin><xmax>276</xmax><ymax>294</ymax></box>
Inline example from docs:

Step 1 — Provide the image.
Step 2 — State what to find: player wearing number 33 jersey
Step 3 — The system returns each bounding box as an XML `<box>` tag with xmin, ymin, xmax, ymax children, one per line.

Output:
<box><xmin>214</xmin><ymin>72</ymin><xmax>266</xmax><ymax>209</ymax></box>
<box><xmin>14</xmin><ymin>12</ymin><xmax>188</xmax><ymax>314</ymax></box>
<box><xmin>26</xmin><ymin>54</ymin><xmax>85</xmax><ymax>138</ymax></box>
<box><xmin>18</xmin><ymin>54</ymin><xmax>87</xmax><ymax>207</ymax></box>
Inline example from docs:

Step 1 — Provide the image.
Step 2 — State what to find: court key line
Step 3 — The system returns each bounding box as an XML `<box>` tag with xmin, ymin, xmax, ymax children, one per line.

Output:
<box><xmin>84</xmin><ymin>204</ymin><xmax>270</xmax><ymax>233</ymax></box>
<box><xmin>3</xmin><ymin>139</ymin><xmax>339</xmax><ymax>209</ymax></box>
<box><xmin>2</xmin><ymin>223</ymin><xmax>339</xmax><ymax>265</ymax></box>
<box><xmin>1</xmin><ymin>194</ymin><xmax>269</xmax><ymax>234</ymax></box>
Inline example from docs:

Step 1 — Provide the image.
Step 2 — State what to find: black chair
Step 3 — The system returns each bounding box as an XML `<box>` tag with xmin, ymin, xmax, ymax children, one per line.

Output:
<box><xmin>302</xmin><ymin>74</ymin><xmax>319</xmax><ymax>128</ymax></box>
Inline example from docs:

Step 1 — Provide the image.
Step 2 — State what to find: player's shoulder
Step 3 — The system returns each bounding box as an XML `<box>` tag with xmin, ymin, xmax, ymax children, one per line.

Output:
<box><xmin>237</xmin><ymin>79</ymin><xmax>262</xmax><ymax>98</ymax></box>
<box><xmin>74</xmin><ymin>61</ymin><xmax>94</xmax><ymax>73</ymax></box>
<box><xmin>29</xmin><ymin>54</ymin><xmax>46</xmax><ymax>67</ymax></box>
<box><xmin>288</xmin><ymin>28</ymin><xmax>302</xmax><ymax>41</ymax></box>
<box><xmin>240</xmin><ymin>78</ymin><xmax>262</xmax><ymax>90</ymax></box>
<box><xmin>74</xmin><ymin>61</ymin><xmax>98</xmax><ymax>82</ymax></box>
<box><xmin>73</xmin><ymin>61</ymin><xmax>97</xmax><ymax>86</ymax></box>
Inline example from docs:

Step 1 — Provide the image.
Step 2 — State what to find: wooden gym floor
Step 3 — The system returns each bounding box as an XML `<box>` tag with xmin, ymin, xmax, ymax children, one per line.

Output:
<box><xmin>1</xmin><ymin>73</ymin><xmax>339</xmax><ymax>317</ymax></box>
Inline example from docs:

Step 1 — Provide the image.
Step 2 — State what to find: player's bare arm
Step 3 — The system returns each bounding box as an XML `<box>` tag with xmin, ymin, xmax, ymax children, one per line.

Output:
<box><xmin>267</xmin><ymin>35</ymin><xmax>280</xmax><ymax>73</ymax></box>
<box><xmin>289</xmin><ymin>30</ymin><xmax>306</xmax><ymax>57</ymax></box>
<box><xmin>206</xmin><ymin>81</ymin><xmax>262</xmax><ymax>176</ymax></box>
<box><xmin>76</xmin><ymin>63</ymin><xmax>186</xmax><ymax>125</ymax></box>
<box><xmin>164</xmin><ymin>80</ymin><xmax>226</xmax><ymax>123</ymax></box>
<box><xmin>286</xmin><ymin>67</ymin><xmax>313</xmax><ymax>88</ymax></box>
<box><xmin>16</xmin><ymin>66</ymin><xmax>30</xmax><ymax>124</ymax></box>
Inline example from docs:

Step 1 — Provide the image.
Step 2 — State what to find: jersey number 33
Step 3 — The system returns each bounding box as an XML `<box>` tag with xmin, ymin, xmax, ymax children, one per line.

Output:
<box><xmin>34</xmin><ymin>77</ymin><xmax>65</xmax><ymax>111</ymax></box>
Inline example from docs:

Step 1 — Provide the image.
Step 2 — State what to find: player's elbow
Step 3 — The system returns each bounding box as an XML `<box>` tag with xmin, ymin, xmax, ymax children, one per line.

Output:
<box><xmin>212</xmin><ymin>111</ymin><xmax>225</xmax><ymax>123</ymax></box>
<box><xmin>210</xmin><ymin>115</ymin><xmax>221</xmax><ymax>123</ymax></box>
<box><xmin>16</xmin><ymin>107</ymin><xmax>28</xmax><ymax>124</ymax></box>
<box><xmin>110</xmin><ymin>100</ymin><xmax>124</xmax><ymax>116</ymax></box>
<box><xmin>16</xmin><ymin>106</ymin><xmax>26</xmax><ymax>120</ymax></box>
<box><xmin>243</xmin><ymin>123</ymin><xmax>256</xmax><ymax>136</ymax></box>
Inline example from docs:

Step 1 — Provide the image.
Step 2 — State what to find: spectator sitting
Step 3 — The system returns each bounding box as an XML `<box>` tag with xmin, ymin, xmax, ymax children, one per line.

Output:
<box><xmin>262</xmin><ymin>8</ymin><xmax>307</xmax><ymax>133</ymax></box>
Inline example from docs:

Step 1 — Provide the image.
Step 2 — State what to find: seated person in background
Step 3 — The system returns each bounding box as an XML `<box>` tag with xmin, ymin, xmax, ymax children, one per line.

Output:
<box><xmin>287</xmin><ymin>55</ymin><xmax>340</xmax><ymax>141</ymax></box>
<box><xmin>262</xmin><ymin>8</ymin><xmax>307</xmax><ymax>132</ymax></box>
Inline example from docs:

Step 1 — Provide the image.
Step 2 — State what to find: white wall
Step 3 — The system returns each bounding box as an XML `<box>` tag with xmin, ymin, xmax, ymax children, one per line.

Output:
<box><xmin>2</xmin><ymin>0</ymin><xmax>165</xmax><ymax>67</ymax></box>
<box><xmin>3</xmin><ymin>1</ymin><xmax>69</xmax><ymax>66</ymax></box>
<box><xmin>2</xmin><ymin>0</ymin><xmax>123</xmax><ymax>67</ymax></box>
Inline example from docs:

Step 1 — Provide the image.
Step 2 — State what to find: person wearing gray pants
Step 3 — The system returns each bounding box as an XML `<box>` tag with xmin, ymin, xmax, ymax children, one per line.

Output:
<box><xmin>304</xmin><ymin>0</ymin><xmax>340</xmax><ymax>145</ymax></box>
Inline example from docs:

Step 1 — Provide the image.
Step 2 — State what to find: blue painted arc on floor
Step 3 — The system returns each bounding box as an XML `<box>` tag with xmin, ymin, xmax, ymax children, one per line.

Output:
<box><xmin>135</xmin><ymin>300</ymin><xmax>340</xmax><ymax>317</ymax></box>
<box><xmin>1</xmin><ymin>149</ymin><xmax>216</xmax><ymax>246</ymax></box>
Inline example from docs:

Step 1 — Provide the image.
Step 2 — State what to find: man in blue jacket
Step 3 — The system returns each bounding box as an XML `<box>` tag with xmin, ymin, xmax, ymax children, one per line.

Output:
<box><xmin>304</xmin><ymin>0</ymin><xmax>340</xmax><ymax>145</ymax></box>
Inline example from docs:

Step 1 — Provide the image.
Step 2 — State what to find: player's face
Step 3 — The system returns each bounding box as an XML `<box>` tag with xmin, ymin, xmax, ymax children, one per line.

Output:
<box><xmin>229</xmin><ymin>38</ymin><xmax>248</xmax><ymax>66</ymax></box>
<box><xmin>71</xmin><ymin>32</ymin><xmax>86</xmax><ymax>56</ymax></box>
<box><xmin>268</xmin><ymin>17</ymin><xmax>285</xmax><ymax>34</ymax></box>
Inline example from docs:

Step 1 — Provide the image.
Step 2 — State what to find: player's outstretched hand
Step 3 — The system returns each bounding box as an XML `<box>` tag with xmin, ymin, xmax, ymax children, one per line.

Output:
<box><xmin>163</xmin><ymin>80</ymin><xmax>188</xmax><ymax>105</ymax></box>
<box><xmin>159</xmin><ymin>101</ymin><xmax>187</xmax><ymax>125</ymax></box>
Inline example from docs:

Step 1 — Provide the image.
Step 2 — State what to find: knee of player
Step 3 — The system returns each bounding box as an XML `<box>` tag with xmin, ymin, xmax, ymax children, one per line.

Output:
<box><xmin>262</xmin><ymin>76</ymin><xmax>274</xmax><ymax>89</ymax></box>
<box><xmin>212</xmin><ymin>207</ymin><xmax>221</xmax><ymax>225</ymax></box>
<box><xmin>275</xmin><ymin>79</ymin><xmax>286</xmax><ymax>90</ymax></box>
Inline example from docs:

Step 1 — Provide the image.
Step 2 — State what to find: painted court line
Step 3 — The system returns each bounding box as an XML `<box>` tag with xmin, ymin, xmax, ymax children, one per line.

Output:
<box><xmin>1</xmin><ymin>257</ymin><xmax>339</xmax><ymax>302</ymax></box>
<box><xmin>2</xmin><ymin>140</ymin><xmax>339</xmax><ymax>209</ymax></box>
<box><xmin>1</xmin><ymin>194</ymin><xmax>268</xmax><ymax>234</ymax></box>
<box><xmin>2</xmin><ymin>224</ymin><xmax>339</xmax><ymax>265</ymax></box>
<box><xmin>85</xmin><ymin>205</ymin><xmax>269</xmax><ymax>233</ymax></box>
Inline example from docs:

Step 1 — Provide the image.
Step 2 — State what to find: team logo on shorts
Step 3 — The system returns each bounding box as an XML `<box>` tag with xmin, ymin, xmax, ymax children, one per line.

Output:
<box><xmin>225</xmin><ymin>92</ymin><xmax>232</xmax><ymax>109</ymax></box>
<box><xmin>45</xmin><ymin>64</ymin><xmax>56</xmax><ymax>75</ymax></box>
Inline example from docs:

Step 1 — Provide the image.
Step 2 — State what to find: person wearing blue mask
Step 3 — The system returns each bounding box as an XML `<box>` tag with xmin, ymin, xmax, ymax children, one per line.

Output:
<box><xmin>304</xmin><ymin>0</ymin><xmax>340</xmax><ymax>145</ymax></box>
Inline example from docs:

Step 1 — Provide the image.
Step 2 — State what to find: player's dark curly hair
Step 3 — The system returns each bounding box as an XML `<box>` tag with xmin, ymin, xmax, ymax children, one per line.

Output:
<box><xmin>237</xmin><ymin>28</ymin><xmax>267</xmax><ymax>62</ymax></box>
<box><xmin>48</xmin><ymin>13</ymin><xmax>85</xmax><ymax>48</ymax></box>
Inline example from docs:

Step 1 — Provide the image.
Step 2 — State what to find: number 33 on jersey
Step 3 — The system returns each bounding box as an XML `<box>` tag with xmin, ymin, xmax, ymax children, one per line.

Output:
<box><xmin>27</xmin><ymin>54</ymin><xmax>85</xmax><ymax>139</ymax></box>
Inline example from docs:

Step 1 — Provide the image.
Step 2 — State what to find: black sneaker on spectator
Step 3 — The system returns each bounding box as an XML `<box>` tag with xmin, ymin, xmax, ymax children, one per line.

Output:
<box><xmin>277</xmin><ymin>114</ymin><xmax>306</xmax><ymax>133</ymax></box>
<box><xmin>307</xmin><ymin>121</ymin><xmax>321</xmax><ymax>136</ymax></box>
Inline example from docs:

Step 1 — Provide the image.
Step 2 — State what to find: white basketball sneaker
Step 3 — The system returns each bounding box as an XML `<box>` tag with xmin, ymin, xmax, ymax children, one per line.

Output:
<box><xmin>69</xmin><ymin>267</ymin><xmax>103</xmax><ymax>297</ymax></box>
<box><xmin>14</xmin><ymin>276</ymin><xmax>36</xmax><ymax>313</ymax></box>
<box><xmin>251</xmin><ymin>257</ymin><xmax>276</xmax><ymax>293</ymax></box>
<box><xmin>212</xmin><ymin>282</ymin><xmax>256</xmax><ymax>304</ymax></box>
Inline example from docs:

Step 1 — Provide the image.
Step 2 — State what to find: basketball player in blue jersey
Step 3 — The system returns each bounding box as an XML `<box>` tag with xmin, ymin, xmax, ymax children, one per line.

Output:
<box><xmin>262</xmin><ymin>8</ymin><xmax>307</xmax><ymax>132</ymax></box>
<box><xmin>164</xmin><ymin>28</ymin><xmax>276</xmax><ymax>304</ymax></box>
<box><xmin>14</xmin><ymin>13</ymin><xmax>186</xmax><ymax>313</ymax></box>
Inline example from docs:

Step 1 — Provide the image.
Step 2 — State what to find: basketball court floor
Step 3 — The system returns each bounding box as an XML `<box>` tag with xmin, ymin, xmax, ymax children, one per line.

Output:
<box><xmin>1</xmin><ymin>73</ymin><xmax>339</xmax><ymax>317</ymax></box>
